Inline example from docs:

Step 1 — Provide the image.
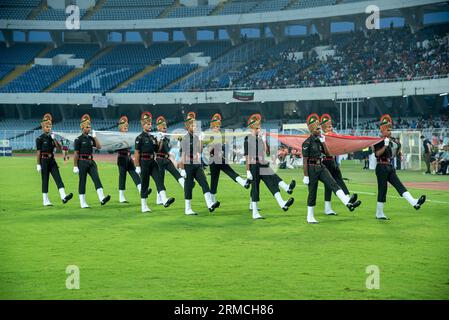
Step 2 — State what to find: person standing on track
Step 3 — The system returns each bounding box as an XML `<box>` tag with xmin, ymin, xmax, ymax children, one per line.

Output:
<box><xmin>134</xmin><ymin>112</ymin><xmax>175</xmax><ymax>213</ymax></box>
<box><xmin>320</xmin><ymin>114</ymin><xmax>358</xmax><ymax>215</ymax></box>
<box><xmin>245</xmin><ymin>113</ymin><xmax>294</xmax><ymax>220</ymax></box>
<box><xmin>206</xmin><ymin>113</ymin><xmax>250</xmax><ymax>205</ymax></box>
<box><xmin>373</xmin><ymin>115</ymin><xmax>426</xmax><ymax>220</ymax></box>
<box><xmin>36</xmin><ymin>113</ymin><xmax>73</xmax><ymax>206</ymax></box>
<box><xmin>73</xmin><ymin>114</ymin><xmax>111</xmax><ymax>208</ymax></box>
<box><xmin>302</xmin><ymin>113</ymin><xmax>361</xmax><ymax>224</ymax></box>
<box><xmin>116</xmin><ymin>116</ymin><xmax>143</xmax><ymax>203</ymax></box>
<box><xmin>179</xmin><ymin>111</ymin><xmax>219</xmax><ymax>215</ymax></box>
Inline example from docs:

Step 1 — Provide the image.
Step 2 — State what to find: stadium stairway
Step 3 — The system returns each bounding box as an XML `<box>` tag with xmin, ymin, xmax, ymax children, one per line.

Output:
<box><xmin>83</xmin><ymin>0</ymin><xmax>108</xmax><ymax>20</ymax></box>
<box><xmin>112</xmin><ymin>65</ymin><xmax>157</xmax><ymax>92</ymax></box>
<box><xmin>209</xmin><ymin>0</ymin><xmax>231</xmax><ymax>15</ymax></box>
<box><xmin>44</xmin><ymin>45</ymin><xmax>115</xmax><ymax>92</ymax></box>
<box><xmin>161</xmin><ymin>65</ymin><xmax>206</xmax><ymax>90</ymax></box>
<box><xmin>27</xmin><ymin>0</ymin><xmax>47</xmax><ymax>20</ymax></box>
<box><xmin>158</xmin><ymin>0</ymin><xmax>181</xmax><ymax>19</ymax></box>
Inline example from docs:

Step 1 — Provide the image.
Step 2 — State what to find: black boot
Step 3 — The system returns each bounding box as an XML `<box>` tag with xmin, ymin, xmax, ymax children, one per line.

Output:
<box><xmin>62</xmin><ymin>193</ymin><xmax>73</xmax><ymax>204</ymax></box>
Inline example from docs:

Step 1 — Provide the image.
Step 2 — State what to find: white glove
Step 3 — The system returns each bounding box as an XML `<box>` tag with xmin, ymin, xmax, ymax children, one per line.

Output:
<box><xmin>199</xmin><ymin>132</ymin><xmax>205</xmax><ymax>141</ymax></box>
<box><xmin>36</xmin><ymin>164</ymin><xmax>41</xmax><ymax>173</ymax></box>
<box><xmin>51</xmin><ymin>133</ymin><xmax>55</xmax><ymax>139</ymax></box>
<box><xmin>319</xmin><ymin>135</ymin><xmax>326</xmax><ymax>143</ymax></box>
<box><xmin>384</xmin><ymin>137</ymin><xmax>390</xmax><ymax>145</ymax></box>
<box><xmin>303</xmin><ymin>176</ymin><xmax>309</xmax><ymax>185</ymax></box>
<box><xmin>73</xmin><ymin>167</ymin><xmax>79</xmax><ymax>174</ymax></box>
<box><xmin>91</xmin><ymin>130</ymin><xmax>96</xmax><ymax>138</ymax></box>
<box><xmin>246</xmin><ymin>170</ymin><xmax>253</xmax><ymax>181</ymax></box>
<box><xmin>135</xmin><ymin>166</ymin><xmax>141</xmax><ymax>175</ymax></box>
<box><xmin>180</xmin><ymin>169</ymin><xmax>186</xmax><ymax>178</ymax></box>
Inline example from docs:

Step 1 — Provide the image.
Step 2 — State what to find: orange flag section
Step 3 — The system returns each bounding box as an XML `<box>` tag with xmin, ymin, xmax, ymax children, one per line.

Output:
<box><xmin>268</xmin><ymin>132</ymin><xmax>383</xmax><ymax>156</ymax></box>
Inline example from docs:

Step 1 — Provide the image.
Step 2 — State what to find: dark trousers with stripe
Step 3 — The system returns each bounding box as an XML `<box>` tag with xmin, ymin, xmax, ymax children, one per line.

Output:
<box><xmin>307</xmin><ymin>164</ymin><xmax>341</xmax><ymax>207</ymax></box>
<box><xmin>209</xmin><ymin>163</ymin><xmax>239</xmax><ymax>194</ymax></box>
<box><xmin>140</xmin><ymin>159</ymin><xmax>163</xmax><ymax>199</ymax></box>
<box><xmin>118</xmin><ymin>155</ymin><xmax>141</xmax><ymax>191</ymax></box>
<box><xmin>184</xmin><ymin>164</ymin><xmax>210</xmax><ymax>200</ymax></box>
<box><xmin>249</xmin><ymin>163</ymin><xmax>280</xmax><ymax>202</ymax></box>
<box><xmin>40</xmin><ymin>157</ymin><xmax>64</xmax><ymax>193</ymax></box>
<box><xmin>375</xmin><ymin>163</ymin><xmax>407</xmax><ymax>202</ymax></box>
<box><xmin>156</xmin><ymin>157</ymin><xmax>182</xmax><ymax>191</ymax></box>
<box><xmin>78</xmin><ymin>160</ymin><xmax>102</xmax><ymax>194</ymax></box>
<box><xmin>323</xmin><ymin>159</ymin><xmax>349</xmax><ymax>201</ymax></box>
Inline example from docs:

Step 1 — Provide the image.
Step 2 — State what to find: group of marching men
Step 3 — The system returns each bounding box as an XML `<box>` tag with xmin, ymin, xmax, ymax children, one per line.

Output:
<box><xmin>36</xmin><ymin>111</ymin><xmax>426</xmax><ymax>223</ymax></box>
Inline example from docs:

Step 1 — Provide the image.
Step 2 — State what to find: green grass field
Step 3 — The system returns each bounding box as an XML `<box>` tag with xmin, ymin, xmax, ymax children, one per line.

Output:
<box><xmin>0</xmin><ymin>156</ymin><xmax>448</xmax><ymax>300</ymax></box>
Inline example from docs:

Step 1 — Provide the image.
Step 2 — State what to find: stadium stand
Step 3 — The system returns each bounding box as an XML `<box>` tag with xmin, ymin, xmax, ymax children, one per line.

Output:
<box><xmin>289</xmin><ymin>0</ymin><xmax>337</xmax><ymax>10</ymax></box>
<box><xmin>174</xmin><ymin>41</ymin><xmax>233</xmax><ymax>60</ymax></box>
<box><xmin>252</xmin><ymin>0</ymin><xmax>291</xmax><ymax>13</ymax></box>
<box><xmin>0</xmin><ymin>65</ymin><xmax>74</xmax><ymax>93</ymax></box>
<box><xmin>44</xmin><ymin>43</ymin><xmax>101</xmax><ymax>61</ymax></box>
<box><xmin>35</xmin><ymin>8</ymin><xmax>87</xmax><ymax>20</ymax></box>
<box><xmin>0</xmin><ymin>65</ymin><xmax>15</xmax><ymax>80</ymax></box>
<box><xmin>52</xmin><ymin>66</ymin><xmax>143</xmax><ymax>93</ymax></box>
<box><xmin>167</xmin><ymin>5</ymin><xmax>216</xmax><ymax>18</ymax></box>
<box><xmin>218</xmin><ymin>1</ymin><xmax>259</xmax><ymax>15</ymax></box>
<box><xmin>0</xmin><ymin>43</ymin><xmax>47</xmax><ymax>65</ymax></box>
<box><xmin>92</xmin><ymin>43</ymin><xmax>184</xmax><ymax>66</ymax></box>
<box><xmin>119</xmin><ymin>64</ymin><xmax>198</xmax><ymax>92</ymax></box>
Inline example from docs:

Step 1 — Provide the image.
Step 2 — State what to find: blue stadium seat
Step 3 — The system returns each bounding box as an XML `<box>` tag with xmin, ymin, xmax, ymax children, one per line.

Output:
<box><xmin>53</xmin><ymin>66</ymin><xmax>143</xmax><ymax>93</ymax></box>
<box><xmin>44</xmin><ymin>43</ymin><xmax>101</xmax><ymax>61</ymax></box>
<box><xmin>35</xmin><ymin>8</ymin><xmax>87</xmax><ymax>20</ymax></box>
<box><xmin>174</xmin><ymin>41</ymin><xmax>232</xmax><ymax>60</ymax></box>
<box><xmin>167</xmin><ymin>5</ymin><xmax>216</xmax><ymax>18</ymax></box>
<box><xmin>0</xmin><ymin>65</ymin><xmax>74</xmax><ymax>93</ymax></box>
<box><xmin>93</xmin><ymin>43</ymin><xmax>184</xmax><ymax>66</ymax></box>
<box><xmin>119</xmin><ymin>64</ymin><xmax>197</xmax><ymax>92</ymax></box>
<box><xmin>0</xmin><ymin>43</ymin><xmax>47</xmax><ymax>64</ymax></box>
<box><xmin>0</xmin><ymin>65</ymin><xmax>15</xmax><ymax>79</ymax></box>
<box><xmin>90</xmin><ymin>7</ymin><xmax>165</xmax><ymax>20</ymax></box>
<box><xmin>218</xmin><ymin>1</ymin><xmax>258</xmax><ymax>15</ymax></box>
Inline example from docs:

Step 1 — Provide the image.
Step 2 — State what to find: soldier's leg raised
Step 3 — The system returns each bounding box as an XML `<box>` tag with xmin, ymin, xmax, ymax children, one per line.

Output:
<box><xmin>50</xmin><ymin>159</ymin><xmax>72</xmax><ymax>204</ymax></box>
<box><xmin>389</xmin><ymin>167</ymin><xmax>426</xmax><ymax>210</ymax></box>
<box><xmin>151</xmin><ymin>161</ymin><xmax>174</xmax><ymax>208</ymax></box>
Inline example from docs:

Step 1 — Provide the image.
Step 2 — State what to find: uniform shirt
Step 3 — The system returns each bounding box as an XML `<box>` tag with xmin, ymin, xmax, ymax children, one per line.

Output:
<box><xmin>181</xmin><ymin>132</ymin><xmax>201</xmax><ymax>164</ymax></box>
<box><xmin>373</xmin><ymin>140</ymin><xmax>393</xmax><ymax>159</ymax></box>
<box><xmin>36</xmin><ymin>133</ymin><xmax>56</xmax><ymax>154</ymax></box>
<box><xmin>74</xmin><ymin>134</ymin><xmax>96</xmax><ymax>155</ymax></box>
<box><xmin>244</xmin><ymin>134</ymin><xmax>266</xmax><ymax>164</ymax></box>
<box><xmin>135</xmin><ymin>131</ymin><xmax>157</xmax><ymax>154</ymax></box>
<box><xmin>302</xmin><ymin>135</ymin><xmax>324</xmax><ymax>159</ymax></box>
<box><xmin>157</xmin><ymin>136</ymin><xmax>171</xmax><ymax>155</ymax></box>
<box><xmin>209</xmin><ymin>133</ymin><xmax>228</xmax><ymax>163</ymax></box>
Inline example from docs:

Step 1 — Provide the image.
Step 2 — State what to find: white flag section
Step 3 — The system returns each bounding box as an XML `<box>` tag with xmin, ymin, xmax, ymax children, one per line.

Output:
<box><xmin>53</xmin><ymin>130</ymin><xmax>254</xmax><ymax>152</ymax></box>
<box><xmin>54</xmin><ymin>131</ymin><xmax>139</xmax><ymax>152</ymax></box>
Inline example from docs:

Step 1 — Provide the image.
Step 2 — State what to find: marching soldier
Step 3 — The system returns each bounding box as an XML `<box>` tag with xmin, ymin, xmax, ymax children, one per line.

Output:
<box><xmin>36</xmin><ymin>113</ymin><xmax>73</xmax><ymax>206</ymax></box>
<box><xmin>245</xmin><ymin>113</ymin><xmax>294</xmax><ymax>220</ymax></box>
<box><xmin>320</xmin><ymin>114</ymin><xmax>357</xmax><ymax>215</ymax></box>
<box><xmin>116</xmin><ymin>116</ymin><xmax>142</xmax><ymax>203</ymax></box>
<box><xmin>73</xmin><ymin>114</ymin><xmax>110</xmax><ymax>208</ymax></box>
<box><xmin>206</xmin><ymin>113</ymin><xmax>250</xmax><ymax>204</ymax></box>
<box><xmin>302</xmin><ymin>113</ymin><xmax>361</xmax><ymax>224</ymax></box>
<box><xmin>154</xmin><ymin>116</ymin><xmax>185</xmax><ymax>205</ymax></box>
<box><xmin>179</xmin><ymin>111</ymin><xmax>219</xmax><ymax>215</ymax></box>
<box><xmin>373</xmin><ymin>115</ymin><xmax>426</xmax><ymax>220</ymax></box>
<box><xmin>134</xmin><ymin>112</ymin><xmax>175</xmax><ymax>213</ymax></box>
